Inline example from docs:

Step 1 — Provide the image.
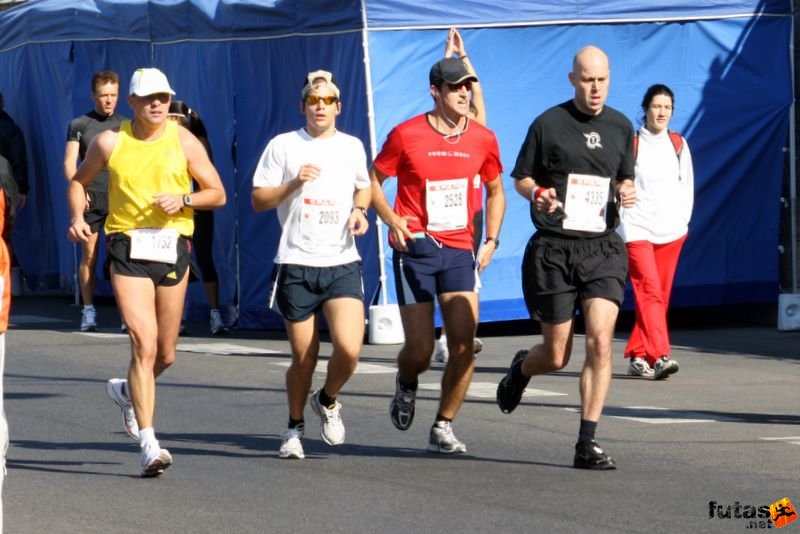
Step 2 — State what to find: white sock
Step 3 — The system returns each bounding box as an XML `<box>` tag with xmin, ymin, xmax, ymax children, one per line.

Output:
<box><xmin>83</xmin><ymin>305</ymin><xmax>95</xmax><ymax>311</ymax></box>
<box><xmin>439</xmin><ymin>334</ymin><xmax>447</xmax><ymax>344</ymax></box>
<box><xmin>139</xmin><ymin>427</ymin><xmax>157</xmax><ymax>449</ymax></box>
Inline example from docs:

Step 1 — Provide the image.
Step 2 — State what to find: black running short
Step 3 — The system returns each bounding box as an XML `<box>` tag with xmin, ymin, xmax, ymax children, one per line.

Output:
<box><xmin>521</xmin><ymin>232</ymin><xmax>627</xmax><ymax>324</ymax></box>
<box><xmin>105</xmin><ymin>233</ymin><xmax>193</xmax><ymax>287</ymax></box>
<box><xmin>84</xmin><ymin>190</ymin><xmax>108</xmax><ymax>234</ymax></box>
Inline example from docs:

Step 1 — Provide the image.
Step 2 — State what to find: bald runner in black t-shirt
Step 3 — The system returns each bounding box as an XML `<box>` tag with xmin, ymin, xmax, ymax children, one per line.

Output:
<box><xmin>512</xmin><ymin>99</ymin><xmax>634</xmax><ymax>238</ymax></box>
<box><xmin>496</xmin><ymin>46</ymin><xmax>636</xmax><ymax>471</ymax></box>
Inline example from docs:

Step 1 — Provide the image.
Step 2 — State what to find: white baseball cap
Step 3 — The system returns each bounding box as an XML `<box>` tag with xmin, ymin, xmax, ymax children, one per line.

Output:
<box><xmin>301</xmin><ymin>70</ymin><xmax>340</xmax><ymax>99</ymax></box>
<box><xmin>129</xmin><ymin>68</ymin><xmax>175</xmax><ymax>97</ymax></box>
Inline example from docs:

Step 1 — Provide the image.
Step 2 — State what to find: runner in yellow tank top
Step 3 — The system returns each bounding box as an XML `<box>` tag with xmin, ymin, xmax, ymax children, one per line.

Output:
<box><xmin>66</xmin><ymin>68</ymin><xmax>225</xmax><ymax>478</ymax></box>
<box><xmin>106</xmin><ymin>119</ymin><xmax>194</xmax><ymax>237</ymax></box>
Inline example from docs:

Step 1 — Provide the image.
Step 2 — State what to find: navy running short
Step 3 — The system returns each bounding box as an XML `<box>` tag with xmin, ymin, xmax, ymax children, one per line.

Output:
<box><xmin>270</xmin><ymin>261</ymin><xmax>364</xmax><ymax>322</ymax></box>
<box><xmin>393</xmin><ymin>234</ymin><xmax>477</xmax><ymax>305</ymax></box>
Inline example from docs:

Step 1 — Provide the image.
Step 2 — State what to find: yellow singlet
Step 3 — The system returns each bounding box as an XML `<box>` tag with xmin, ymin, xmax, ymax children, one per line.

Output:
<box><xmin>105</xmin><ymin>120</ymin><xmax>193</xmax><ymax>236</ymax></box>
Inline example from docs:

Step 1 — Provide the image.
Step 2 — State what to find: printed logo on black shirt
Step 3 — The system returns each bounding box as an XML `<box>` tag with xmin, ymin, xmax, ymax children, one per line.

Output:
<box><xmin>583</xmin><ymin>131</ymin><xmax>602</xmax><ymax>150</ymax></box>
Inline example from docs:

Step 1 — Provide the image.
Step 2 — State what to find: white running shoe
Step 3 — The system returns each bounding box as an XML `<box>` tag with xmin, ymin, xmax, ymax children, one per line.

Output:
<box><xmin>209</xmin><ymin>309</ymin><xmax>228</xmax><ymax>336</ymax></box>
<box><xmin>80</xmin><ymin>308</ymin><xmax>97</xmax><ymax>332</ymax></box>
<box><xmin>278</xmin><ymin>425</ymin><xmax>305</xmax><ymax>459</ymax></box>
<box><xmin>310</xmin><ymin>389</ymin><xmax>345</xmax><ymax>446</ymax></box>
<box><xmin>140</xmin><ymin>442</ymin><xmax>173</xmax><ymax>477</ymax></box>
<box><xmin>433</xmin><ymin>336</ymin><xmax>449</xmax><ymax>363</ymax></box>
<box><xmin>106</xmin><ymin>378</ymin><xmax>139</xmax><ymax>440</ymax></box>
<box><xmin>427</xmin><ymin>421</ymin><xmax>467</xmax><ymax>454</ymax></box>
<box><xmin>627</xmin><ymin>357</ymin><xmax>654</xmax><ymax>377</ymax></box>
<box><xmin>434</xmin><ymin>336</ymin><xmax>483</xmax><ymax>363</ymax></box>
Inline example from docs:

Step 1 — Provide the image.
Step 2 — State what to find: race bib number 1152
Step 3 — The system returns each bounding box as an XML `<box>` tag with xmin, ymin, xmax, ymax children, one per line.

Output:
<box><xmin>129</xmin><ymin>228</ymin><xmax>179</xmax><ymax>263</ymax></box>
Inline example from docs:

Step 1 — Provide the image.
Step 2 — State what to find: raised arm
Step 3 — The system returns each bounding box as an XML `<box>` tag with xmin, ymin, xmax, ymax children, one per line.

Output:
<box><xmin>447</xmin><ymin>27</ymin><xmax>486</xmax><ymax>126</ymax></box>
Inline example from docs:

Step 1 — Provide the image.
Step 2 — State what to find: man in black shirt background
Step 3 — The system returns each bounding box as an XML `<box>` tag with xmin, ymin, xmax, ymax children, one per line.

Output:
<box><xmin>63</xmin><ymin>71</ymin><xmax>127</xmax><ymax>332</ymax></box>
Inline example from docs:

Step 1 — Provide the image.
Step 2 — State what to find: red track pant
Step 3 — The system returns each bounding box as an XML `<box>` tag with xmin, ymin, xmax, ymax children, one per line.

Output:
<box><xmin>624</xmin><ymin>235</ymin><xmax>687</xmax><ymax>367</ymax></box>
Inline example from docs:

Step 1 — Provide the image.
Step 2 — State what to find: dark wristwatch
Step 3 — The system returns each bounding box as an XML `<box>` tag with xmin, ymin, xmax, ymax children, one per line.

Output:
<box><xmin>183</xmin><ymin>194</ymin><xmax>193</xmax><ymax>207</ymax></box>
<box><xmin>484</xmin><ymin>236</ymin><xmax>499</xmax><ymax>248</ymax></box>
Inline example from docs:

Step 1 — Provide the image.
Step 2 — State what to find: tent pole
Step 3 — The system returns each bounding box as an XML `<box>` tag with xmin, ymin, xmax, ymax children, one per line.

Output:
<box><xmin>73</xmin><ymin>243</ymin><xmax>79</xmax><ymax>306</ymax></box>
<box><xmin>791</xmin><ymin>12</ymin><xmax>798</xmax><ymax>293</ymax></box>
<box><xmin>360</xmin><ymin>0</ymin><xmax>388</xmax><ymax>305</ymax></box>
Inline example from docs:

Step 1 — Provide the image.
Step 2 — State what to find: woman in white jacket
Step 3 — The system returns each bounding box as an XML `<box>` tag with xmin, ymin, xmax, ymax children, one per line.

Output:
<box><xmin>618</xmin><ymin>84</ymin><xmax>694</xmax><ymax>380</ymax></box>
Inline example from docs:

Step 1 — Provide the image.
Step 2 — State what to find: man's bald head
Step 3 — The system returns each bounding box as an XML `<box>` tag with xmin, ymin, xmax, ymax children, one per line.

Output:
<box><xmin>569</xmin><ymin>45</ymin><xmax>611</xmax><ymax>116</ymax></box>
<box><xmin>572</xmin><ymin>46</ymin><xmax>609</xmax><ymax>75</ymax></box>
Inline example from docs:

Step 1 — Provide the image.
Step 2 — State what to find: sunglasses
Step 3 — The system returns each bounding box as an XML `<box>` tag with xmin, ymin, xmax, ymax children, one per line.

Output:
<box><xmin>447</xmin><ymin>81</ymin><xmax>472</xmax><ymax>92</ymax></box>
<box><xmin>305</xmin><ymin>95</ymin><xmax>339</xmax><ymax>105</ymax></box>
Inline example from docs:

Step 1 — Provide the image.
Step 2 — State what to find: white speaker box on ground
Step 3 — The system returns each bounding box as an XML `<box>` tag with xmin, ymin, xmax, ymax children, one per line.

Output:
<box><xmin>368</xmin><ymin>304</ymin><xmax>405</xmax><ymax>344</ymax></box>
<box><xmin>777</xmin><ymin>293</ymin><xmax>800</xmax><ymax>331</ymax></box>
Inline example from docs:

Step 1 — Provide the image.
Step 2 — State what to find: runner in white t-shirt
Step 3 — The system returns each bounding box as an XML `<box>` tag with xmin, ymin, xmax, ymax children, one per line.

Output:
<box><xmin>252</xmin><ymin>70</ymin><xmax>371</xmax><ymax>460</ymax></box>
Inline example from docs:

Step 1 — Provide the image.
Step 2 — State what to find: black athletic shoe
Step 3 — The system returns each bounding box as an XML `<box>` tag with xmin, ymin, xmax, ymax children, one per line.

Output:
<box><xmin>653</xmin><ymin>356</ymin><xmax>679</xmax><ymax>380</ymax></box>
<box><xmin>389</xmin><ymin>373</ymin><xmax>416</xmax><ymax>431</ymax></box>
<box><xmin>573</xmin><ymin>439</ymin><xmax>617</xmax><ymax>470</ymax></box>
<box><xmin>496</xmin><ymin>350</ymin><xmax>530</xmax><ymax>414</ymax></box>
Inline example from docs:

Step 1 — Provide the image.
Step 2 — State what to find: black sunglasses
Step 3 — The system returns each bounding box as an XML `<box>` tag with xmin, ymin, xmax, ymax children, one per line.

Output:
<box><xmin>447</xmin><ymin>81</ymin><xmax>472</xmax><ymax>92</ymax></box>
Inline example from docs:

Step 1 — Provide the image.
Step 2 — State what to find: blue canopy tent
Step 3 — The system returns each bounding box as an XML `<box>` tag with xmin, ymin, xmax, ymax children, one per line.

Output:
<box><xmin>0</xmin><ymin>0</ymin><xmax>792</xmax><ymax>328</ymax></box>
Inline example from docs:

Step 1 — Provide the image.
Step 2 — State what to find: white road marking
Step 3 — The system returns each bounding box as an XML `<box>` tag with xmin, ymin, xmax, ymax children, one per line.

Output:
<box><xmin>419</xmin><ymin>381</ymin><xmax>568</xmax><ymax>399</ymax></box>
<box><xmin>178</xmin><ymin>343</ymin><xmax>283</xmax><ymax>356</ymax></box>
<box><xmin>77</xmin><ymin>332</ymin><xmax>127</xmax><ymax>339</ymax></box>
<box><xmin>760</xmin><ymin>436</ymin><xmax>800</xmax><ymax>446</ymax></box>
<box><xmin>273</xmin><ymin>360</ymin><xmax>395</xmax><ymax>374</ymax></box>
<box><xmin>578</xmin><ymin>405</ymin><xmax>737</xmax><ymax>424</ymax></box>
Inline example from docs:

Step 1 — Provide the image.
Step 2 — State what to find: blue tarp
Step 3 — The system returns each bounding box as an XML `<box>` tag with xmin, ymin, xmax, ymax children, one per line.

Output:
<box><xmin>364</xmin><ymin>0</ymin><xmax>790</xmax><ymax>28</ymax></box>
<box><xmin>0</xmin><ymin>0</ymin><xmax>791</xmax><ymax>328</ymax></box>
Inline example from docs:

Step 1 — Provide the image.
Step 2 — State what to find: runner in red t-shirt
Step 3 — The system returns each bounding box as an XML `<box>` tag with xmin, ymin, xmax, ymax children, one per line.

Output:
<box><xmin>370</xmin><ymin>56</ymin><xmax>506</xmax><ymax>454</ymax></box>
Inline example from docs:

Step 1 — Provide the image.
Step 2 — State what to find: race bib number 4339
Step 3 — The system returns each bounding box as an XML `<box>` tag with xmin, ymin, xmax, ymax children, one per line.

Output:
<box><xmin>562</xmin><ymin>173</ymin><xmax>610</xmax><ymax>233</ymax></box>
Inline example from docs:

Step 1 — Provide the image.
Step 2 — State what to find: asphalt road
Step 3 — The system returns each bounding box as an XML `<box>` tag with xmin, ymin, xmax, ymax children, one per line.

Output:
<box><xmin>3</xmin><ymin>297</ymin><xmax>799</xmax><ymax>533</ymax></box>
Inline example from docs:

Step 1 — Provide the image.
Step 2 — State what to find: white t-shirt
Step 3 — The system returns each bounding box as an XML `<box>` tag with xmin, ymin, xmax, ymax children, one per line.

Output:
<box><xmin>252</xmin><ymin>128</ymin><xmax>370</xmax><ymax>266</ymax></box>
<box><xmin>618</xmin><ymin>126</ymin><xmax>694</xmax><ymax>244</ymax></box>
